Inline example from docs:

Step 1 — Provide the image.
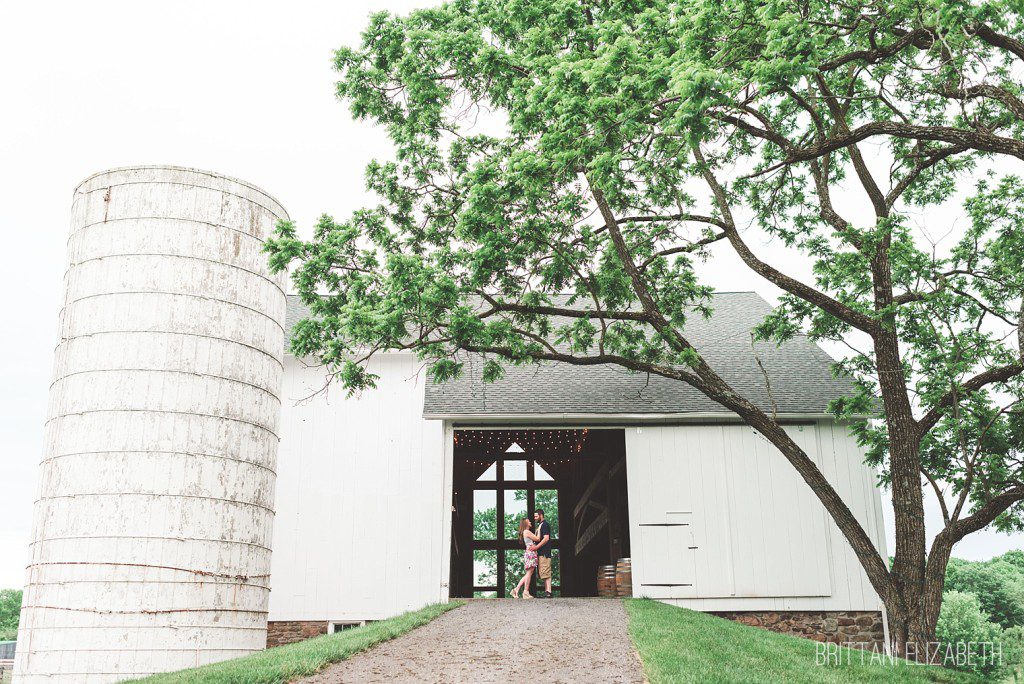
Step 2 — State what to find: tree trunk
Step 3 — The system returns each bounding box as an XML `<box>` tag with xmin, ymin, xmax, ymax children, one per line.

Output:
<box><xmin>884</xmin><ymin>553</ymin><xmax>940</xmax><ymax>660</ymax></box>
<box><xmin>881</xmin><ymin>528</ymin><xmax>953</xmax><ymax>660</ymax></box>
<box><xmin>596</xmin><ymin>177</ymin><xmax>947</xmax><ymax>656</ymax></box>
<box><xmin>886</xmin><ymin>433</ymin><xmax>929</xmax><ymax>656</ymax></box>
<box><xmin>921</xmin><ymin>532</ymin><xmax>957</xmax><ymax>639</ymax></box>
<box><xmin>870</xmin><ymin>315</ymin><xmax>931</xmax><ymax>658</ymax></box>
<box><xmin>884</xmin><ymin>602</ymin><xmax>932</xmax><ymax>661</ymax></box>
<box><xmin>887</xmin><ymin>604</ymin><xmax>910</xmax><ymax>656</ymax></box>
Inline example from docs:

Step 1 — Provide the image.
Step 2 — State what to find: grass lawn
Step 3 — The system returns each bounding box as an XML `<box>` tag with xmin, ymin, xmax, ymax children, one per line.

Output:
<box><xmin>132</xmin><ymin>601</ymin><xmax>463</xmax><ymax>684</ymax></box>
<box><xmin>625</xmin><ymin>599</ymin><xmax>981</xmax><ymax>684</ymax></box>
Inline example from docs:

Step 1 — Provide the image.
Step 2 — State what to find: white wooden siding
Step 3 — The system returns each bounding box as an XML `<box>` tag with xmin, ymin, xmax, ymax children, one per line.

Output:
<box><xmin>268</xmin><ymin>378</ymin><xmax>886</xmax><ymax>618</ymax></box>
<box><xmin>626</xmin><ymin>422</ymin><xmax>886</xmax><ymax>611</ymax></box>
<box><xmin>268</xmin><ymin>354</ymin><xmax>447</xmax><ymax>622</ymax></box>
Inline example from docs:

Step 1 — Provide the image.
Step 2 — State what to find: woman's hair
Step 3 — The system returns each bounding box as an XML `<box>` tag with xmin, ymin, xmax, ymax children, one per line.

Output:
<box><xmin>517</xmin><ymin>518</ymin><xmax>531</xmax><ymax>547</ymax></box>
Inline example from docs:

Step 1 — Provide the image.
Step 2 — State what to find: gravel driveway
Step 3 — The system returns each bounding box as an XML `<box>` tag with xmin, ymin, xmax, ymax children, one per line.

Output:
<box><xmin>298</xmin><ymin>598</ymin><xmax>646</xmax><ymax>683</ymax></box>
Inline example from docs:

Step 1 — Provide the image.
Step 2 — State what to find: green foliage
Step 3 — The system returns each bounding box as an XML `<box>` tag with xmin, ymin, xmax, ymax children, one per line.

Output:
<box><xmin>933</xmin><ymin>552</ymin><xmax>1024</xmax><ymax>678</ymax></box>
<box><xmin>678</xmin><ymin>1</ymin><xmax>1024</xmax><ymax>527</ymax></box>
<box><xmin>945</xmin><ymin>557</ymin><xmax>1024</xmax><ymax>629</ymax></box>
<box><xmin>131</xmin><ymin>602</ymin><xmax>463</xmax><ymax>683</ymax></box>
<box><xmin>267</xmin><ymin>0</ymin><xmax>1024</xmax><ymax>638</ymax></box>
<box><xmin>1001</xmin><ymin>626</ymin><xmax>1024</xmax><ymax>681</ymax></box>
<box><xmin>1001</xmin><ymin>551</ymin><xmax>1024</xmax><ymax>573</ymax></box>
<box><xmin>626</xmin><ymin>599</ymin><xmax>978</xmax><ymax>683</ymax></box>
<box><xmin>268</xmin><ymin>0</ymin><xmax>1024</xmax><ymax>537</ymax></box>
<box><xmin>934</xmin><ymin>591</ymin><xmax>1005</xmax><ymax>677</ymax></box>
<box><xmin>0</xmin><ymin>589</ymin><xmax>21</xmax><ymax>641</ymax></box>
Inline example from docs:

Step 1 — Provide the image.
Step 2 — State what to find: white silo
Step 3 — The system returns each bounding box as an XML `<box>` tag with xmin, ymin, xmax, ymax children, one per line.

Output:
<box><xmin>14</xmin><ymin>166</ymin><xmax>289</xmax><ymax>682</ymax></box>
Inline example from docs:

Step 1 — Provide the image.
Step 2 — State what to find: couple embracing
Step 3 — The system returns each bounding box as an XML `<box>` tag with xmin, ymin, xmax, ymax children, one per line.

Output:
<box><xmin>512</xmin><ymin>508</ymin><xmax>552</xmax><ymax>599</ymax></box>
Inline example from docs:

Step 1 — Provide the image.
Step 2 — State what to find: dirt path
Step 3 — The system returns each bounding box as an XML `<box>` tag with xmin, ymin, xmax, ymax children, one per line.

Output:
<box><xmin>298</xmin><ymin>598</ymin><xmax>647</xmax><ymax>683</ymax></box>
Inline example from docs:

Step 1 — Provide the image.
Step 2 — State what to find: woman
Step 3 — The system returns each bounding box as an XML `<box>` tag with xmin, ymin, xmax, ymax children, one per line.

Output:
<box><xmin>511</xmin><ymin>517</ymin><xmax>540</xmax><ymax>599</ymax></box>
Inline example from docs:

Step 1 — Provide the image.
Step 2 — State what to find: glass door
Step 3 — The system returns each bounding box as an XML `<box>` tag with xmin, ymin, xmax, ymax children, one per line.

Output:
<box><xmin>470</xmin><ymin>458</ymin><xmax>560</xmax><ymax>597</ymax></box>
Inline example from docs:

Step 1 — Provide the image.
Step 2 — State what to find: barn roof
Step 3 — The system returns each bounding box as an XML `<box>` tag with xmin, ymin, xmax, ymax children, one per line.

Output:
<box><xmin>285</xmin><ymin>292</ymin><xmax>854</xmax><ymax>418</ymax></box>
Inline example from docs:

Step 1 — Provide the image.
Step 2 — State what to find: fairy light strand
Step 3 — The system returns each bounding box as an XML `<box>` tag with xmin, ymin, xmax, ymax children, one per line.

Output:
<box><xmin>453</xmin><ymin>429</ymin><xmax>590</xmax><ymax>455</ymax></box>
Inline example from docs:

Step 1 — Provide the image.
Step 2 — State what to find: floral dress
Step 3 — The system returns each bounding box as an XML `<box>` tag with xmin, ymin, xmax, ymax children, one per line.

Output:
<box><xmin>523</xmin><ymin>532</ymin><xmax>538</xmax><ymax>569</ymax></box>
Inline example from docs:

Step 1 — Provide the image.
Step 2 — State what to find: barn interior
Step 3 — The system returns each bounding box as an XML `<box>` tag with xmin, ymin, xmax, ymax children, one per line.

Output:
<box><xmin>448</xmin><ymin>428</ymin><xmax>630</xmax><ymax>598</ymax></box>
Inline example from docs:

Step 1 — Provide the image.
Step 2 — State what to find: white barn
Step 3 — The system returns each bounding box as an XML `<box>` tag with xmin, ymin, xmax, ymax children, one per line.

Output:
<box><xmin>267</xmin><ymin>294</ymin><xmax>888</xmax><ymax>647</ymax></box>
<box><xmin>15</xmin><ymin>166</ymin><xmax>887</xmax><ymax>682</ymax></box>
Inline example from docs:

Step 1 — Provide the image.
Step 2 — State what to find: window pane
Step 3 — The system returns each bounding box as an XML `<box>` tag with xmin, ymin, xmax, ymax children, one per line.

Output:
<box><xmin>550</xmin><ymin>548</ymin><xmax>561</xmax><ymax>597</ymax></box>
<box><xmin>473</xmin><ymin>590</ymin><xmax>498</xmax><ymax>598</ymax></box>
<box><xmin>331</xmin><ymin>622</ymin><xmax>362</xmax><ymax>633</ymax></box>
<box><xmin>504</xmin><ymin>489</ymin><xmax>528</xmax><ymax>540</ymax></box>
<box><xmin>473</xmin><ymin>549</ymin><xmax>497</xmax><ymax>587</ymax></box>
<box><xmin>477</xmin><ymin>461</ymin><xmax>497</xmax><ymax>481</ymax></box>
<box><xmin>534</xmin><ymin>462</ymin><xmax>554</xmax><ymax>481</ymax></box>
<box><xmin>535</xmin><ymin>489</ymin><xmax>558</xmax><ymax>538</ymax></box>
<box><xmin>504</xmin><ymin>548</ymin><xmax>525</xmax><ymax>596</ymax></box>
<box><xmin>473</xmin><ymin>490</ymin><xmax>497</xmax><ymax>540</ymax></box>
<box><xmin>504</xmin><ymin>460</ymin><xmax>527</xmax><ymax>480</ymax></box>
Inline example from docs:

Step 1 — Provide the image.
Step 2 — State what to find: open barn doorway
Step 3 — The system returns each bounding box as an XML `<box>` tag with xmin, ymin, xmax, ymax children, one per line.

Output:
<box><xmin>449</xmin><ymin>428</ymin><xmax>630</xmax><ymax>598</ymax></box>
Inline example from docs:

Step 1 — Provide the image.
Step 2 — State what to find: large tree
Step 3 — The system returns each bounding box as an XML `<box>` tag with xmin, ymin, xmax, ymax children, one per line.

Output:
<box><xmin>0</xmin><ymin>588</ymin><xmax>21</xmax><ymax>641</ymax></box>
<box><xmin>267</xmin><ymin>0</ymin><xmax>1024</xmax><ymax>656</ymax></box>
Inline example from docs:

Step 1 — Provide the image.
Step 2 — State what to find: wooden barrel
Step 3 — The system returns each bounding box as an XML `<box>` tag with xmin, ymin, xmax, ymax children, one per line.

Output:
<box><xmin>597</xmin><ymin>565</ymin><xmax>617</xmax><ymax>597</ymax></box>
<box><xmin>615</xmin><ymin>558</ymin><xmax>633</xmax><ymax>597</ymax></box>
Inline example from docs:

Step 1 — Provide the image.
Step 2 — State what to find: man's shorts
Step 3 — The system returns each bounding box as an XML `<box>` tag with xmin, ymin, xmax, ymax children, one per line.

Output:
<box><xmin>538</xmin><ymin>555</ymin><xmax>552</xmax><ymax>580</ymax></box>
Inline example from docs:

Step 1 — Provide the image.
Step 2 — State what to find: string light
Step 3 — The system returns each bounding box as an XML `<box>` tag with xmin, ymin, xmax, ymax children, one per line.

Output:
<box><xmin>453</xmin><ymin>429</ymin><xmax>591</xmax><ymax>455</ymax></box>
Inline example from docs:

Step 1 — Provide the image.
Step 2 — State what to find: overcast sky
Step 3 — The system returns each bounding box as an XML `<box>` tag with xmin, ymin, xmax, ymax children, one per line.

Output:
<box><xmin>0</xmin><ymin>1</ymin><xmax>1019</xmax><ymax>590</ymax></box>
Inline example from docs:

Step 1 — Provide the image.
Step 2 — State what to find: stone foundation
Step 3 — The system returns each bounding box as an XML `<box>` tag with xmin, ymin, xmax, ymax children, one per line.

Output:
<box><xmin>709</xmin><ymin>611</ymin><xmax>885</xmax><ymax>650</ymax></box>
<box><xmin>266</xmin><ymin>621</ymin><xmax>329</xmax><ymax>648</ymax></box>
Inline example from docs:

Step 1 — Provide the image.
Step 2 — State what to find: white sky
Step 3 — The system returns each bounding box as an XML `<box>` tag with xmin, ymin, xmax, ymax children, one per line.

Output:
<box><xmin>0</xmin><ymin>1</ymin><xmax>1019</xmax><ymax>590</ymax></box>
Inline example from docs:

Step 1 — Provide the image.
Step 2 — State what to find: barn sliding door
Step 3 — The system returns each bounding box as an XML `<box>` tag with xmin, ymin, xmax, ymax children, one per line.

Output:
<box><xmin>625</xmin><ymin>424</ymin><xmax>832</xmax><ymax>600</ymax></box>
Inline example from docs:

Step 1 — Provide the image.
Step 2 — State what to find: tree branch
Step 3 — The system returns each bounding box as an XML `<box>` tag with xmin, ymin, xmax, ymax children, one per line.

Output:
<box><xmin>480</xmin><ymin>298</ymin><xmax>652</xmax><ymax>323</ymax></box>
<box><xmin>920</xmin><ymin>304</ymin><xmax>1024</xmax><ymax>434</ymax></box>
<box><xmin>813</xmin><ymin>74</ymin><xmax>889</xmax><ymax>218</ymax></box>
<box><xmin>710</xmin><ymin>111</ymin><xmax>793</xmax><ymax>150</ymax></box>
<box><xmin>752</xmin><ymin>121</ymin><xmax>1024</xmax><ymax>176</ymax></box>
<box><xmin>938</xmin><ymin>83</ymin><xmax>1024</xmax><ymax>120</ymax></box>
<box><xmin>918</xmin><ymin>362</ymin><xmax>1024</xmax><ymax>434</ymax></box>
<box><xmin>587</xmin><ymin>174</ymin><xmax>892</xmax><ymax>598</ymax></box>
<box><xmin>944</xmin><ymin>485</ymin><xmax>1024</xmax><ymax>543</ymax></box>
<box><xmin>923</xmin><ymin>470</ymin><xmax>951</xmax><ymax>527</ymax></box>
<box><xmin>458</xmin><ymin>344</ymin><xmax>705</xmax><ymax>388</ymax></box>
<box><xmin>693</xmin><ymin>145</ymin><xmax>880</xmax><ymax>333</ymax></box>
<box><xmin>818</xmin><ymin>28</ymin><xmax>934</xmax><ymax>71</ymax></box>
<box><xmin>973</xmin><ymin>23</ymin><xmax>1024</xmax><ymax>62</ymax></box>
<box><xmin>886</xmin><ymin>144</ymin><xmax>969</xmax><ymax>208</ymax></box>
<box><xmin>594</xmin><ymin>212</ymin><xmax>727</xmax><ymax>234</ymax></box>
<box><xmin>638</xmin><ymin>231</ymin><xmax>728</xmax><ymax>269</ymax></box>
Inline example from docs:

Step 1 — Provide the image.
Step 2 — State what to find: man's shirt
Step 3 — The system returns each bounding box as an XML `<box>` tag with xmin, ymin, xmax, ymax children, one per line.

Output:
<box><xmin>537</xmin><ymin>520</ymin><xmax>552</xmax><ymax>557</ymax></box>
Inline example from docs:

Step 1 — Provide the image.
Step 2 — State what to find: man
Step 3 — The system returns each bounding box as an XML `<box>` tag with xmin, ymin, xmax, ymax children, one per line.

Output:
<box><xmin>531</xmin><ymin>508</ymin><xmax>553</xmax><ymax>598</ymax></box>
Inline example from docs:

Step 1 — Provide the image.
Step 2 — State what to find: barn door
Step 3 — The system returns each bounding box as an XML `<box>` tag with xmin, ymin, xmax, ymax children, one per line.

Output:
<box><xmin>626</xmin><ymin>425</ymin><xmax>832</xmax><ymax>601</ymax></box>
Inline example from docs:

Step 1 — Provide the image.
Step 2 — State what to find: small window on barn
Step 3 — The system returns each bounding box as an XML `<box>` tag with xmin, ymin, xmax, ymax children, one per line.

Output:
<box><xmin>330</xmin><ymin>620</ymin><xmax>366</xmax><ymax>633</ymax></box>
<box><xmin>504</xmin><ymin>489</ymin><xmax>528</xmax><ymax>537</ymax></box>
<box><xmin>473</xmin><ymin>491</ymin><xmax>497</xmax><ymax>540</ymax></box>
<box><xmin>477</xmin><ymin>462</ymin><xmax>497</xmax><ymax>481</ymax></box>
<box><xmin>535</xmin><ymin>462</ymin><xmax>554</xmax><ymax>481</ymax></box>
<box><xmin>504</xmin><ymin>460</ymin><xmax>527</xmax><ymax>480</ymax></box>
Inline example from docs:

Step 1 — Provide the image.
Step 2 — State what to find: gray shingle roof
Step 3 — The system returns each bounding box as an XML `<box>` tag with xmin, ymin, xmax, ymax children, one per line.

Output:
<box><xmin>285</xmin><ymin>292</ymin><xmax>854</xmax><ymax>417</ymax></box>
